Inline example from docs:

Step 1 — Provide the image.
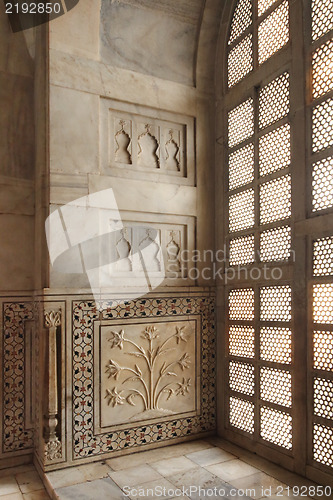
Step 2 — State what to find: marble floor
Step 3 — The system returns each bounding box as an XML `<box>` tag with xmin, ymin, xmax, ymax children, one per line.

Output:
<box><xmin>0</xmin><ymin>438</ymin><xmax>327</xmax><ymax>500</ymax></box>
<box><xmin>0</xmin><ymin>464</ymin><xmax>50</xmax><ymax>499</ymax></box>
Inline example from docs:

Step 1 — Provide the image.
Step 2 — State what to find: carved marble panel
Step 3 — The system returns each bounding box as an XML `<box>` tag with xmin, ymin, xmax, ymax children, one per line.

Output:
<box><xmin>95</xmin><ymin>317</ymin><xmax>200</xmax><ymax>432</ymax></box>
<box><xmin>100</xmin><ymin>99</ymin><xmax>195</xmax><ymax>185</ymax></box>
<box><xmin>72</xmin><ymin>294</ymin><xmax>215</xmax><ymax>461</ymax></box>
<box><xmin>106</xmin><ymin>212</ymin><xmax>195</xmax><ymax>284</ymax></box>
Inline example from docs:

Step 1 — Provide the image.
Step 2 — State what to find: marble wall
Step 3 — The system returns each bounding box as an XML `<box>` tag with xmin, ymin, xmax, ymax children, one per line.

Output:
<box><xmin>0</xmin><ymin>4</ymin><xmax>35</xmax><ymax>292</ymax></box>
<box><xmin>0</xmin><ymin>0</ymin><xmax>223</xmax><ymax>472</ymax></box>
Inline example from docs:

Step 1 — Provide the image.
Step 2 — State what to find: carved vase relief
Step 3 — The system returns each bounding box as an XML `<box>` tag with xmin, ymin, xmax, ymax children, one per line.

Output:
<box><xmin>116</xmin><ymin>228</ymin><xmax>132</xmax><ymax>272</ymax></box>
<box><xmin>114</xmin><ymin>119</ymin><xmax>132</xmax><ymax>164</ymax></box>
<box><xmin>99</xmin><ymin>319</ymin><xmax>198</xmax><ymax>428</ymax></box>
<box><xmin>137</xmin><ymin>124</ymin><xmax>159</xmax><ymax>168</ymax></box>
<box><xmin>165</xmin><ymin>129</ymin><xmax>180</xmax><ymax>171</ymax></box>
<box><xmin>138</xmin><ymin>229</ymin><xmax>161</xmax><ymax>272</ymax></box>
<box><xmin>166</xmin><ymin>230</ymin><xmax>181</xmax><ymax>274</ymax></box>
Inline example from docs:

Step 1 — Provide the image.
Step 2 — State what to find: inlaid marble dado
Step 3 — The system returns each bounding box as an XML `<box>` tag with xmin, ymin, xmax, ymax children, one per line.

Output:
<box><xmin>97</xmin><ymin>318</ymin><xmax>199</xmax><ymax>430</ymax></box>
<box><xmin>72</xmin><ymin>294</ymin><xmax>215</xmax><ymax>460</ymax></box>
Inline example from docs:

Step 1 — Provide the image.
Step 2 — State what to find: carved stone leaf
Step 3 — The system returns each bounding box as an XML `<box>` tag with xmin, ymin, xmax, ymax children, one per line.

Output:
<box><xmin>128</xmin><ymin>351</ymin><xmax>146</xmax><ymax>359</ymax></box>
<box><xmin>126</xmin><ymin>394</ymin><xmax>136</xmax><ymax>406</ymax></box>
<box><xmin>135</xmin><ymin>364</ymin><xmax>142</xmax><ymax>376</ymax></box>
<box><xmin>164</xmin><ymin>388</ymin><xmax>174</xmax><ymax>401</ymax></box>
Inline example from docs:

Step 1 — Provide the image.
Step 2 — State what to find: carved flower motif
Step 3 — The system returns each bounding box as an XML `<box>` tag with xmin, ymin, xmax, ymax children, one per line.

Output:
<box><xmin>176</xmin><ymin>378</ymin><xmax>191</xmax><ymax>396</ymax></box>
<box><xmin>175</xmin><ymin>326</ymin><xmax>188</xmax><ymax>344</ymax></box>
<box><xmin>108</xmin><ymin>329</ymin><xmax>125</xmax><ymax>349</ymax></box>
<box><xmin>142</xmin><ymin>325</ymin><xmax>159</xmax><ymax>341</ymax></box>
<box><xmin>105</xmin><ymin>387</ymin><xmax>125</xmax><ymax>407</ymax></box>
<box><xmin>178</xmin><ymin>353</ymin><xmax>191</xmax><ymax>370</ymax></box>
<box><xmin>105</xmin><ymin>360</ymin><xmax>122</xmax><ymax>380</ymax></box>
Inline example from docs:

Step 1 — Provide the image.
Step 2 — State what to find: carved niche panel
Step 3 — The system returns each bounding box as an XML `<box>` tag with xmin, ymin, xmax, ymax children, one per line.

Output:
<box><xmin>100</xmin><ymin>99</ymin><xmax>195</xmax><ymax>185</ymax></box>
<box><xmin>94</xmin><ymin>317</ymin><xmax>200</xmax><ymax>432</ymax></box>
<box><xmin>106</xmin><ymin>212</ymin><xmax>195</xmax><ymax>284</ymax></box>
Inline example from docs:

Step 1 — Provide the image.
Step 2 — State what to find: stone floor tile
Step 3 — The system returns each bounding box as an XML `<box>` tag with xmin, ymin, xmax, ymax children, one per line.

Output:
<box><xmin>22</xmin><ymin>489</ymin><xmax>50</xmax><ymax>500</ymax></box>
<box><xmin>55</xmin><ymin>477</ymin><xmax>126</xmax><ymax>500</ymax></box>
<box><xmin>0</xmin><ymin>494</ymin><xmax>23</xmax><ymax>500</ymax></box>
<box><xmin>205</xmin><ymin>459</ymin><xmax>260</xmax><ymax>482</ymax></box>
<box><xmin>15</xmin><ymin>471</ymin><xmax>44</xmax><ymax>494</ymax></box>
<box><xmin>46</xmin><ymin>461</ymin><xmax>110</xmax><ymax>489</ymax></box>
<box><xmin>167</xmin><ymin>465</ymin><xmax>232</xmax><ymax>499</ymax></box>
<box><xmin>229</xmin><ymin>471</ymin><xmax>288</xmax><ymax>499</ymax></box>
<box><xmin>126</xmin><ymin>478</ymin><xmax>176</xmax><ymax>500</ymax></box>
<box><xmin>0</xmin><ymin>466</ymin><xmax>34</xmax><ymax>479</ymax></box>
<box><xmin>150</xmin><ymin>456</ymin><xmax>197</xmax><ymax>477</ymax></box>
<box><xmin>0</xmin><ymin>476</ymin><xmax>21</xmax><ymax>496</ymax></box>
<box><xmin>109</xmin><ymin>464</ymin><xmax>163</xmax><ymax>488</ymax></box>
<box><xmin>106</xmin><ymin>441</ymin><xmax>213</xmax><ymax>471</ymax></box>
<box><xmin>186</xmin><ymin>447</ymin><xmax>236</xmax><ymax>467</ymax></box>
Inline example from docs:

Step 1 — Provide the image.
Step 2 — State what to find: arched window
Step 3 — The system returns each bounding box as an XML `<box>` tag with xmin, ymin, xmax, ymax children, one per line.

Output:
<box><xmin>219</xmin><ymin>0</ymin><xmax>333</xmax><ymax>483</ymax></box>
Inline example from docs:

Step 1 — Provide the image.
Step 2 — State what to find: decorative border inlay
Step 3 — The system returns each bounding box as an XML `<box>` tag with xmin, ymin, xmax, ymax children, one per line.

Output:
<box><xmin>2</xmin><ymin>302</ymin><xmax>34</xmax><ymax>452</ymax></box>
<box><xmin>72</xmin><ymin>295</ymin><xmax>215</xmax><ymax>458</ymax></box>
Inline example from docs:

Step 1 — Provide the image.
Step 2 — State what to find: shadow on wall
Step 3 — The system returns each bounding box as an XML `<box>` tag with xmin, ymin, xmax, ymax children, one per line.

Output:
<box><xmin>0</xmin><ymin>2</ymin><xmax>35</xmax><ymax>179</ymax></box>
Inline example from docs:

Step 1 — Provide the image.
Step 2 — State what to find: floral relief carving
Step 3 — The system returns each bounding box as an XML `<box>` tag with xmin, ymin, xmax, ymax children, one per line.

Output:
<box><xmin>73</xmin><ymin>297</ymin><xmax>215</xmax><ymax>459</ymax></box>
<box><xmin>104</xmin><ymin>324</ymin><xmax>194</xmax><ymax>421</ymax></box>
<box><xmin>44</xmin><ymin>310</ymin><xmax>61</xmax><ymax>328</ymax></box>
<box><xmin>44</xmin><ymin>437</ymin><xmax>62</xmax><ymax>461</ymax></box>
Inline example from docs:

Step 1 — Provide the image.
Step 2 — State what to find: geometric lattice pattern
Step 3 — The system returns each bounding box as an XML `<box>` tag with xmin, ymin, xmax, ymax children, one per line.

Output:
<box><xmin>228</xmin><ymin>99</ymin><xmax>254</xmax><ymax>148</ymax></box>
<box><xmin>259</xmin><ymin>123</ymin><xmax>291</xmax><ymax>177</ymax></box>
<box><xmin>312</xmin><ymin>98</ymin><xmax>333</xmax><ymax>153</ymax></box>
<box><xmin>229</xmin><ymin>189</ymin><xmax>255</xmax><ymax>232</ymax></box>
<box><xmin>314</xmin><ymin>378</ymin><xmax>333</xmax><ymax>419</ymax></box>
<box><xmin>313</xmin><ymin>331</ymin><xmax>333</xmax><ymax>370</ymax></box>
<box><xmin>260</xmin><ymin>406</ymin><xmax>292</xmax><ymax>449</ymax></box>
<box><xmin>258</xmin><ymin>0</ymin><xmax>278</xmax><ymax>16</ymax></box>
<box><xmin>258</xmin><ymin>0</ymin><xmax>289</xmax><ymax>65</ymax></box>
<box><xmin>259</xmin><ymin>72</ymin><xmax>290</xmax><ymax>130</ymax></box>
<box><xmin>313</xmin><ymin>284</ymin><xmax>333</xmax><ymax>323</ymax></box>
<box><xmin>313</xmin><ymin>236</ymin><xmax>333</xmax><ymax>276</ymax></box>
<box><xmin>260</xmin><ymin>367</ymin><xmax>292</xmax><ymax>407</ymax></box>
<box><xmin>230</xmin><ymin>396</ymin><xmax>255</xmax><ymax>433</ymax></box>
<box><xmin>312</xmin><ymin>156</ymin><xmax>333</xmax><ymax>212</ymax></box>
<box><xmin>229</xmin><ymin>325</ymin><xmax>255</xmax><ymax>358</ymax></box>
<box><xmin>260</xmin><ymin>175</ymin><xmax>291</xmax><ymax>224</ymax></box>
<box><xmin>313</xmin><ymin>423</ymin><xmax>333</xmax><ymax>467</ymax></box>
<box><xmin>260</xmin><ymin>286</ymin><xmax>292</xmax><ymax>321</ymax></box>
<box><xmin>229</xmin><ymin>234</ymin><xmax>255</xmax><ymax>266</ymax></box>
<box><xmin>228</xmin><ymin>35</ymin><xmax>253</xmax><ymax>88</ymax></box>
<box><xmin>260</xmin><ymin>225</ymin><xmax>291</xmax><ymax>262</ymax></box>
<box><xmin>312</xmin><ymin>0</ymin><xmax>333</xmax><ymax>41</ymax></box>
<box><xmin>229</xmin><ymin>0</ymin><xmax>252</xmax><ymax>45</ymax></box>
<box><xmin>229</xmin><ymin>361</ymin><xmax>255</xmax><ymax>395</ymax></box>
<box><xmin>260</xmin><ymin>327</ymin><xmax>292</xmax><ymax>364</ymax></box>
<box><xmin>229</xmin><ymin>288</ymin><xmax>255</xmax><ymax>321</ymax></box>
<box><xmin>229</xmin><ymin>143</ymin><xmax>254</xmax><ymax>190</ymax></box>
<box><xmin>312</xmin><ymin>39</ymin><xmax>333</xmax><ymax>99</ymax></box>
